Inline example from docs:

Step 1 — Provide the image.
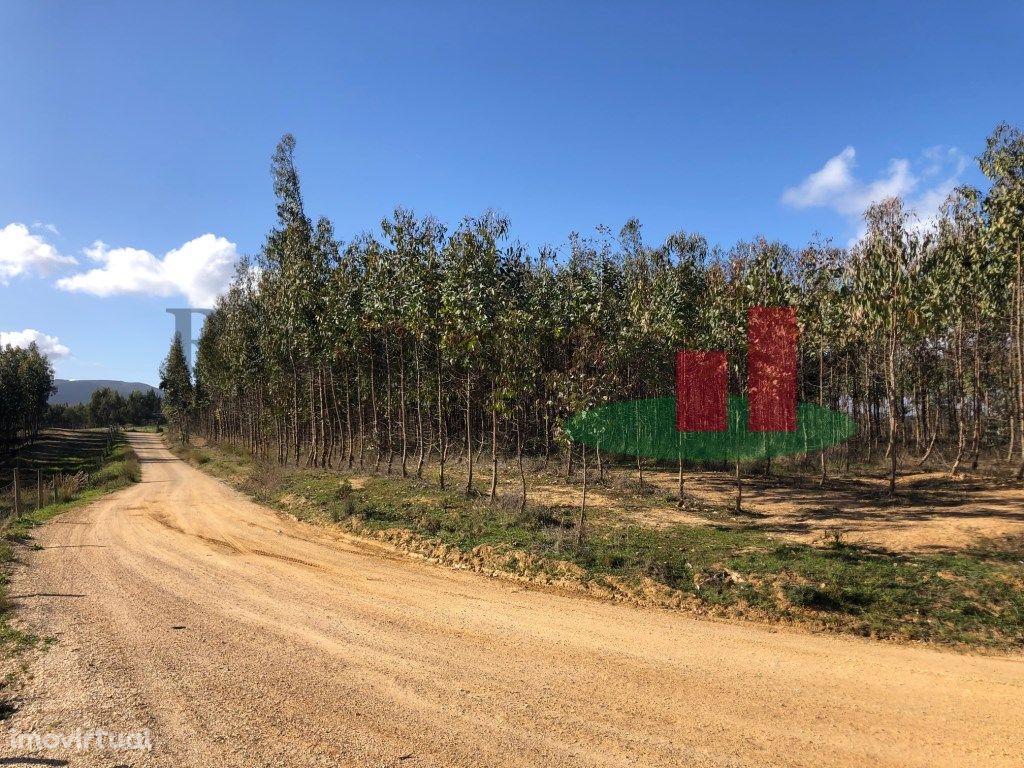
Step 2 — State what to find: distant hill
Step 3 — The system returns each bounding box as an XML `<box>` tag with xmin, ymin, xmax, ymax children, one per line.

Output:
<box><xmin>51</xmin><ymin>379</ymin><xmax>160</xmax><ymax>406</ymax></box>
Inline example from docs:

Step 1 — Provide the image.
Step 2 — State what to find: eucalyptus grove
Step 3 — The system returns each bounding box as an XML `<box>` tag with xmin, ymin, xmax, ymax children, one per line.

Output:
<box><xmin>191</xmin><ymin>128</ymin><xmax>1024</xmax><ymax>506</ymax></box>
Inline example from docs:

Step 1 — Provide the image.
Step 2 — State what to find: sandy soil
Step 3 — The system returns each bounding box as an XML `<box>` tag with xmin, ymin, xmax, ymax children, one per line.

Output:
<box><xmin>622</xmin><ymin>467</ymin><xmax>1024</xmax><ymax>551</ymax></box>
<box><xmin>2</xmin><ymin>433</ymin><xmax>1023</xmax><ymax>766</ymax></box>
<box><xmin>514</xmin><ymin>464</ymin><xmax>1024</xmax><ymax>551</ymax></box>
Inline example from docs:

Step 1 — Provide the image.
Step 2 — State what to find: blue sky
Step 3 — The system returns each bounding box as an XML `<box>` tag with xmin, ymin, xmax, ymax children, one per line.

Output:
<box><xmin>1</xmin><ymin>1</ymin><xmax>1021</xmax><ymax>384</ymax></box>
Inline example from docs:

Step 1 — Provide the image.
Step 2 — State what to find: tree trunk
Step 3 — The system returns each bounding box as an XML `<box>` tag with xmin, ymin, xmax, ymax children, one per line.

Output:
<box><xmin>677</xmin><ymin>455</ymin><xmax>685</xmax><ymax>508</ymax></box>
<box><xmin>734</xmin><ymin>457</ymin><xmax>742</xmax><ymax>513</ymax></box>
<box><xmin>575</xmin><ymin>443</ymin><xmax>588</xmax><ymax>546</ymax></box>
<box><xmin>819</xmin><ymin>343</ymin><xmax>827</xmax><ymax>486</ymax></box>
<box><xmin>399</xmin><ymin>336</ymin><xmax>408</xmax><ymax>478</ymax></box>
<box><xmin>464</xmin><ymin>372</ymin><xmax>473</xmax><ymax>496</ymax></box>
<box><xmin>438</xmin><ymin>345</ymin><xmax>447</xmax><ymax>490</ymax></box>
<box><xmin>951</xmin><ymin>326</ymin><xmax>967</xmax><ymax>477</ymax></box>
<box><xmin>489</xmin><ymin>379</ymin><xmax>498</xmax><ymax>502</ymax></box>
<box><xmin>414</xmin><ymin>340</ymin><xmax>425</xmax><ymax>478</ymax></box>
<box><xmin>517</xmin><ymin>416</ymin><xmax>527</xmax><ymax>515</ymax></box>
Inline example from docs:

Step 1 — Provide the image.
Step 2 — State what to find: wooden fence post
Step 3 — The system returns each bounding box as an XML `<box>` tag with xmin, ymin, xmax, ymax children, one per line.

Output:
<box><xmin>37</xmin><ymin>469</ymin><xmax>43</xmax><ymax>511</ymax></box>
<box><xmin>13</xmin><ymin>467</ymin><xmax>22</xmax><ymax>518</ymax></box>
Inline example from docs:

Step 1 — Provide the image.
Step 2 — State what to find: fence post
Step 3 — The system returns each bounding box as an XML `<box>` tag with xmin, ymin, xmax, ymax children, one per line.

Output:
<box><xmin>13</xmin><ymin>467</ymin><xmax>22</xmax><ymax>518</ymax></box>
<box><xmin>37</xmin><ymin>469</ymin><xmax>43</xmax><ymax>510</ymax></box>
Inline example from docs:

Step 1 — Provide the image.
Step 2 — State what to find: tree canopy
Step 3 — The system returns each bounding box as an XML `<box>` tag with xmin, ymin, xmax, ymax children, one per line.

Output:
<box><xmin>190</xmin><ymin>126</ymin><xmax>1024</xmax><ymax>501</ymax></box>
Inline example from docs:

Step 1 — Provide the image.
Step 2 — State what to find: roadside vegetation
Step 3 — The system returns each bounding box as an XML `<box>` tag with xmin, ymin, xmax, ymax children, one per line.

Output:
<box><xmin>0</xmin><ymin>430</ymin><xmax>141</xmax><ymax>654</ymax></box>
<box><xmin>177</xmin><ymin>440</ymin><xmax>1024</xmax><ymax>651</ymax></box>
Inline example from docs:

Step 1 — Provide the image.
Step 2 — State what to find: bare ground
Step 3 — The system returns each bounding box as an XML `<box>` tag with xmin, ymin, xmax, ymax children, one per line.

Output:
<box><xmin>2</xmin><ymin>433</ymin><xmax>1023</xmax><ymax>766</ymax></box>
<box><xmin>513</xmin><ymin>465</ymin><xmax>1024</xmax><ymax>551</ymax></box>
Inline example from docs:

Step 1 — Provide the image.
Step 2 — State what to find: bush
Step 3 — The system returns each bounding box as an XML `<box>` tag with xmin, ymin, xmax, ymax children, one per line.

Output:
<box><xmin>124</xmin><ymin>452</ymin><xmax>142</xmax><ymax>482</ymax></box>
<box><xmin>88</xmin><ymin>445</ymin><xmax>142</xmax><ymax>490</ymax></box>
<box><xmin>184</xmin><ymin>448</ymin><xmax>210</xmax><ymax>466</ymax></box>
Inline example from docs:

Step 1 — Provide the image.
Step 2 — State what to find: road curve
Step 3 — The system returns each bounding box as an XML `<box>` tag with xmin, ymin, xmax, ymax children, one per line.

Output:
<box><xmin>4</xmin><ymin>433</ymin><xmax>1023</xmax><ymax>766</ymax></box>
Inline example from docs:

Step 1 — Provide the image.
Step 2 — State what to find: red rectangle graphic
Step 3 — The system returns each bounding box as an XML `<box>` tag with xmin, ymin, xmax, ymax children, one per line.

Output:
<box><xmin>676</xmin><ymin>351</ymin><xmax>727</xmax><ymax>432</ymax></box>
<box><xmin>748</xmin><ymin>306</ymin><xmax>797</xmax><ymax>432</ymax></box>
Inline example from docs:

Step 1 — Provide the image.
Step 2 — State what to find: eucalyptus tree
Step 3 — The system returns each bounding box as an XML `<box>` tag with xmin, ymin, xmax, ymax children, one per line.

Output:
<box><xmin>552</xmin><ymin>230</ymin><xmax>615</xmax><ymax>498</ymax></box>
<box><xmin>927</xmin><ymin>187</ymin><xmax>987</xmax><ymax>475</ymax></box>
<box><xmin>194</xmin><ymin>307</ymin><xmax>228</xmax><ymax>441</ymax></box>
<box><xmin>796</xmin><ymin>240</ymin><xmax>846</xmax><ymax>483</ymax></box>
<box><xmin>618</xmin><ymin>220</ymin><xmax>671</xmax><ymax>488</ymax></box>
<box><xmin>0</xmin><ymin>342</ymin><xmax>55</xmax><ymax>451</ymax></box>
<box><xmin>980</xmin><ymin>123</ymin><xmax>1024</xmax><ymax>477</ymax></box>
<box><xmin>659</xmin><ymin>231</ymin><xmax>710</xmax><ymax>504</ymax></box>
<box><xmin>160</xmin><ymin>334</ymin><xmax>195</xmax><ymax>444</ymax></box>
<box><xmin>722</xmin><ymin>238</ymin><xmax>796</xmax><ymax>508</ymax></box>
<box><xmin>490</xmin><ymin>245</ymin><xmax>543</xmax><ymax>508</ymax></box>
<box><xmin>853</xmin><ymin>198</ymin><xmax>921</xmax><ymax>496</ymax></box>
<box><xmin>380</xmin><ymin>208</ymin><xmax>446</xmax><ymax>477</ymax></box>
<box><xmin>260</xmin><ymin>133</ymin><xmax>333</xmax><ymax>466</ymax></box>
<box><xmin>438</xmin><ymin>212</ymin><xmax>508</xmax><ymax>495</ymax></box>
<box><xmin>323</xmin><ymin>240</ymin><xmax>368</xmax><ymax>468</ymax></box>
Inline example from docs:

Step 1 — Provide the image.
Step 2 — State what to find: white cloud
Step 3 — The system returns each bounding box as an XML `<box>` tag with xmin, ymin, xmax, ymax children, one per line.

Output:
<box><xmin>0</xmin><ymin>329</ymin><xmax>71</xmax><ymax>359</ymax></box>
<box><xmin>782</xmin><ymin>145</ymin><xmax>967</xmax><ymax>237</ymax></box>
<box><xmin>56</xmin><ymin>234</ymin><xmax>238</xmax><ymax>307</ymax></box>
<box><xmin>32</xmin><ymin>222</ymin><xmax>60</xmax><ymax>236</ymax></box>
<box><xmin>0</xmin><ymin>223</ymin><xmax>77</xmax><ymax>284</ymax></box>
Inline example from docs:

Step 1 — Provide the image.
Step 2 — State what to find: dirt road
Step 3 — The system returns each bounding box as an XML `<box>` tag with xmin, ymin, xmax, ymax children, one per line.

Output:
<box><xmin>4</xmin><ymin>434</ymin><xmax>1023</xmax><ymax>766</ymax></box>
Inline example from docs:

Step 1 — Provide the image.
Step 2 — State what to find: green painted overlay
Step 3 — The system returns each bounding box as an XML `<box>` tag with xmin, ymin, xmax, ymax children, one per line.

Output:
<box><xmin>564</xmin><ymin>396</ymin><xmax>857</xmax><ymax>460</ymax></box>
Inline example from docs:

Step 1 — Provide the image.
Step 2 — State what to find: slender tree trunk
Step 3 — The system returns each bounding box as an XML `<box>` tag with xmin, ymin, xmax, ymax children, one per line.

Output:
<box><xmin>517</xmin><ymin>415</ymin><xmax>527</xmax><ymax>515</ymax></box>
<box><xmin>290</xmin><ymin>355</ymin><xmax>301</xmax><ymax>466</ymax></box>
<box><xmin>970</xmin><ymin>317</ymin><xmax>982</xmax><ymax>471</ymax></box>
<box><xmin>464</xmin><ymin>372</ymin><xmax>474</xmax><ymax>496</ymax></box>
<box><xmin>385</xmin><ymin>336</ymin><xmax>395</xmax><ymax>475</ymax></box>
<box><xmin>489</xmin><ymin>379</ymin><xmax>498</xmax><ymax>502</ymax></box>
<box><xmin>951</xmin><ymin>326</ymin><xmax>967</xmax><ymax>477</ymax></box>
<box><xmin>886</xmin><ymin>318</ymin><xmax>898</xmax><ymax>497</ymax></box>
<box><xmin>414</xmin><ymin>340</ymin><xmax>425</xmax><ymax>478</ymax></box>
<box><xmin>819</xmin><ymin>343</ymin><xmax>827</xmax><ymax>486</ymax></box>
<box><xmin>1015</xmin><ymin>239</ymin><xmax>1024</xmax><ymax>480</ymax></box>
<box><xmin>307</xmin><ymin>371</ymin><xmax>318</xmax><ymax>467</ymax></box>
<box><xmin>677</xmin><ymin>455</ymin><xmax>685</xmax><ymax>508</ymax></box>
<box><xmin>399</xmin><ymin>336</ymin><xmax>408</xmax><ymax>477</ymax></box>
<box><xmin>342</xmin><ymin>368</ymin><xmax>354</xmax><ymax>469</ymax></box>
<box><xmin>543</xmin><ymin>401</ymin><xmax>551</xmax><ymax>469</ymax></box>
<box><xmin>575</xmin><ymin>443</ymin><xmax>588</xmax><ymax>546</ymax></box>
<box><xmin>356</xmin><ymin>367</ymin><xmax>366</xmax><ymax>468</ymax></box>
<box><xmin>438</xmin><ymin>345</ymin><xmax>447</xmax><ymax>490</ymax></box>
<box><xmin>369</xmin><ymin>337</ymin><xmax>381</xmax><ymax>472</ymax></box>
<box><xmin>734</xmin><ymin>457</ymin><xmax>742</xmax><ymax>513</ymax></box>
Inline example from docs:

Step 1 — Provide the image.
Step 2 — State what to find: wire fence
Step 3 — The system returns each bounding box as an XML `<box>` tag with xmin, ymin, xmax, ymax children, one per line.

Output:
<box><xmin>0</xmin><ymin>429</ymin><xmax>118</xmax><ymax>526</ymax></box>
<box><xmin>0</xmin><ymin>466</ymin><xmax>90</xmax><ymax>525</ymax></box>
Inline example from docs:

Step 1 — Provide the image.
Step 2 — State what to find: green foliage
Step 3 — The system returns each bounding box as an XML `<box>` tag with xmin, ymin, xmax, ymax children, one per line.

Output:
<box><xmin>0</xmin><ymin>342</ymin><xmax>55</xmax><ymax>453</ymax></box>
<box><xmin>188</xmin><ymin>126</ymin><xmax>1024</xmax><ymax>495</ymax></box>
<box><xmin>160</xmin><ymin>334</ymin><xmax>194</xmax><ymax>444</ymax></box>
